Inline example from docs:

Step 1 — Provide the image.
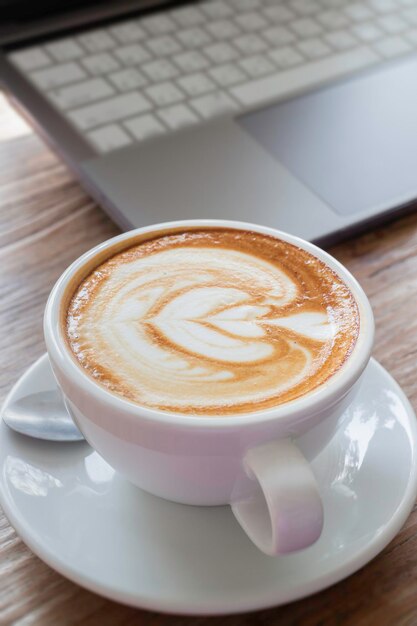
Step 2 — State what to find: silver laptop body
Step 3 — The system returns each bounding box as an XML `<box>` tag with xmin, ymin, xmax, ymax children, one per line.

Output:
<box><xmin>2</xmin><ymin>0</ymin><xmax>417</xmax><ymax>246</ymax></box>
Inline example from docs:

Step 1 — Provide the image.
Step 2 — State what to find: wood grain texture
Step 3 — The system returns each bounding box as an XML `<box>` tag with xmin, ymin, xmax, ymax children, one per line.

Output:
<box><xmin>1</xmin><ymin>92</ymin><xmax>417</xmax><ymax>626</ymax></box>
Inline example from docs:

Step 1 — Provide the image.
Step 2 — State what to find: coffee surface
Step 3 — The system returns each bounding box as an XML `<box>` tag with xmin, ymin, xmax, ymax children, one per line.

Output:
<box><xmin>66</xmin><ymin>229</ymin><xmax>359</xmax><ymax>415</ymax></box>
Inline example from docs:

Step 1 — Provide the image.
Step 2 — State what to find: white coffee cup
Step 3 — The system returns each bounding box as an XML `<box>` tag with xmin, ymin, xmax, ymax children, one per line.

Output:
<box><xmin>44</xmin><ymin>220</ymin><xmax>374</xmax><ymax>556</ymax></box>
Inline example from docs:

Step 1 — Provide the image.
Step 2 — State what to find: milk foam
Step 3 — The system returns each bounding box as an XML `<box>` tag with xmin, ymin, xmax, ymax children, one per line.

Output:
<box><xmin>67</xmin><ymin>231</ymin><xmax>359</xmax><ymax>415</ymax></box>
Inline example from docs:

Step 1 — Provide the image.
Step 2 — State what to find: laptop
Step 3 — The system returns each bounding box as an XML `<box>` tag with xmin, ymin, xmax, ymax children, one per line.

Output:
<box><xmin>1</xmin><ymin>0</ymin><xmax>417</xmax><ymax>246</ymax></box>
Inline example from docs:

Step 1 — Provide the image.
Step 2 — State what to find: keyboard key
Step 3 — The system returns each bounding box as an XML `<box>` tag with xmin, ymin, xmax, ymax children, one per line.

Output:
<box><xmin>82</xmin><ymin>53</ymin><xmax>119</xmax><ymax>75</ymax></box>
<box><xmin>203</xmin><ymin>42</ymin><xmax>239</xmax><ymax>63</ymax></box>
<box><xmin>235</xmin><ymin>12</ymin><xmax>268</xmax><ymax>32</ymax></box>
<box><xmin>109</xmin><ymin>68</ymin><xmax>148</xmax><ymax>91</ymax></box>
<box><xmin>109</xmin><ymin>21</ymin><xmax>146</xmax><ymax>43</ymax></box>
<box><xmin>125</xmin><ymin>114</ymin><xmax>166</xmax><ymax>140</ymax></box>
<box><xmin>48</xmin><ymin>77</ymin><xmax>114</xmax><ymax>109</ymax></box>
<box><xmin>145</xmin><ymin>81</ymin><xmax>184</xmax><ymax>106</ymax></box>
<box><xmin>289</xmin><ymin>0</ymin><xmax>321</xmax><ymax>16</ymax></box>
<box><xmin>31</xmin><ymin>62</ymin><xmax>86</xmax><ymax>89</ymax></box>
<box><xmin>405</xmin><ymin>28</ymin><xmax>417</xmax><ymax>45</ymax></box>
<box><xmin>233</xmin><ymin>33</ymin><xmax>267</xmax><ymax>55</ymax></box>
<box><xmin>170</xmin><ymin>6</ymin><xmax>206</xmax><ymax>27</ymax></box>
<box><xmin>141</xmin><ymin>14</ymin><xmax>176</xmax><ymax>35</ymax></box>
<box><xmin>228</xmin><ymin>0</ymin><xmax>261</xmax><ymax>11</ymax></box>
<box><xmin>190</xmin><ymin>92</ymin><xmax>238</xmax><ymax>119</ymax></box>
<box><xmin>69</xmin><ymin>92</ymin><xmax>151</xmax><ymax>130</ymax></box>
<box><xmin>319</xmin><ymin>0</ymin><xmax>346</xmax><ymax>6</ymax></box>
<box><xmin>146</xmin><ymin>36</ymin><xmax>182</xmax><ymax>57</ymax></box>
<box><xmin>177</xmin><ymin>27</ymin><xmax>212</xmax><ymax>49</ymax></box>
<box><xmin>262</xmin><ymin>5</ymin><xmax>295</xmax><ymax>24</ymax></box>
<box><xmin>232</xmin><ymin>47</ymin><xmax>379</xmax><ymax>107</ymax></box>
<box><xmin>297</xmin><ymin>37</ymin><xmax>332</xmax><ymax>58</ymax></box>
<box><xmin>177</xmin><ymin>73</ymin><xmax>216</xmax><ymax>96</ymax></box>
<box><xmin>88</xmin><ymin>124</ymin><xmax>132</xmax><ymax>152</ymax></box>
<box><xmin>200</xmin><ymin>1</ymin><xmax>233</xmax><ymax>19</ymax></box>
<box><xmin>10</xmin><ymin>47</ymin><xmax>51</xmax><ymax>71</ymax></box>
<box><xmin>373</xmin><ymin>35</ymin><xmax>412</xmax><ymax>56</ymax></box>
<box><xmin>142</xmin><ymin>59</ymin><xmax>179</xmax><ymax>81</ymax></box>
<box><xmin>209</xmin><ymin>63</ymin><xmax>247</xmax><ymax>86</ymax></box>
<box><xmin>173</xmin><ymin>50</ymin><xmax>210</xmax><ymax>72</ymax></box>
<box><xmin>78</xmin><ymin>30</ymin><xmax>115</xmax><ymax>53</ymax></box>
<box><xmin>316</xmin><ymin>9</ymin><xmax>349</xmax><ymax>29</ymax></box>
<box><xmin>206</xmin><ymin>20</ymin><xmax>240</xmax><ymax>40</ymax></box>
<box><xmin>239</xmin><ymin>54</ymin><xmax>276</xmax><ymax>77</ymax></box>
<box><xmin>324</xmin><ymin>29</ymin><xmax>358</xmax><ymax>50</ymax></box>
<box><xmin>291</xmin><ymin>17</ymin><xmax>323</xmax><ymax>37</ymax></box>
<box><xmin>377</xmin><ymin>14</ymin><xmax>408</xmax><ymax>34</ymax></box>
<box><xmin>158</xmin><ymin>103</ymin><xmax>199</xmax><ymax>129</ymax></box>
<box><xmin>115</xmin><ymin>44</ymin><xmax>151</xmax><ymax>66</ymax></box>
<box><xmin>269</xmin><ymin>46</ymin><xmax>304</xmax><ymax>68</ymax></box>
<box><xmin>369</xmin><ymin>0</ymin><xmax>399</xmax><ymax>13</ymax></box>
<box><xmin>45</xmin><ymin>39</ymin><xmax>84</xmax><ymax>62</ymax></box>
<box><xmin>352</xmin><ymin>23</ymin><xmax>384</xmax><ymax>42</ymax></box>
<box><xmin>344</xmin><ymin>3</ymin><xmax>374</xmax><ymax>22</ymax></box>
<box><xmin>404</xmin><ymin>7</ymin><xmax>417</xmax><ymax>25</ymax></box>
<box><xmin>262</xmin><ymin>26</ymin><xmax>296</xmax><ymax>47</ymax></box>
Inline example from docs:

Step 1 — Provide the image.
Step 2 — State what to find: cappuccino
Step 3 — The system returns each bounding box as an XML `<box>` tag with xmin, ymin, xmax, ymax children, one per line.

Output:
<box><xmin>65</xmin><ymin>229</ymin><xmax>359</xmax><ymax>415</ymax></box>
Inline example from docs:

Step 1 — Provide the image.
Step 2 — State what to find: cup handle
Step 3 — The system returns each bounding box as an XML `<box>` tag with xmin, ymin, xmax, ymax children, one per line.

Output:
<box><xmin>231</xmin><ymin>439</ymin><xmax>324</xmax><ymax>556</ymax></box>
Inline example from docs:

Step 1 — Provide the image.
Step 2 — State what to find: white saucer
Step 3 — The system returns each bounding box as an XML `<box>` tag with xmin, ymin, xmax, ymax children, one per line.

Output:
<box><xmin>1</xmin><ymin>355</ymin><xmax>417</xmax><ymax>616</ymax></box>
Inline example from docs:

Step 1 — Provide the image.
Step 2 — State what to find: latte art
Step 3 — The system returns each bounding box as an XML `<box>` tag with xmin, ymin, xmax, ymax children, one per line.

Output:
<box><xmin>66</xmin><ymin>229</ymin><xmax>359</xmax><ymax>415</ymax></box>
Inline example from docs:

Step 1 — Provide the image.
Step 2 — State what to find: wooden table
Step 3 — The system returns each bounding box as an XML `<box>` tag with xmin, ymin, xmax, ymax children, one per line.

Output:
<box><xmin>1</xmin><ymin>92</ymin><xmax>417</xmax><ymax>626</ymax></box>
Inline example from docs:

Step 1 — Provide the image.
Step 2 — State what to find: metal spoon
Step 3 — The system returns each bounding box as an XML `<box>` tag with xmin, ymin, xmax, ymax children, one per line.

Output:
<box><xmin>2</xmin><ymin>390</ymin><xmax>85</xmax><ymax>442</ymax></box>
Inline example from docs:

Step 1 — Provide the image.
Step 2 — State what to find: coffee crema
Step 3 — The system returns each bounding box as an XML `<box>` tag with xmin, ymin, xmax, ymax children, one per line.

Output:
<box><xmin>65</xmin><ymin>229</ymin><xmax>359</xmax><ymax>415</ymax></box>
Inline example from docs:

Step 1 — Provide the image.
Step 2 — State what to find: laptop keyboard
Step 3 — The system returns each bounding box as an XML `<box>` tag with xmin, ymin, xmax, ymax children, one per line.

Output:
<box><xmin>8</xmin><ymin>0</ymin><xmax>417</xmax><ymax>154</ymax></box>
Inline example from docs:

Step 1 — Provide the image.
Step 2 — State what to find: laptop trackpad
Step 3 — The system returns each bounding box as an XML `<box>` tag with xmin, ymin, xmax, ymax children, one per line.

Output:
<box><xmin>239</xmin><ymin>54</ymin><xmax>417</xmax><ymax>217</ymax></box>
